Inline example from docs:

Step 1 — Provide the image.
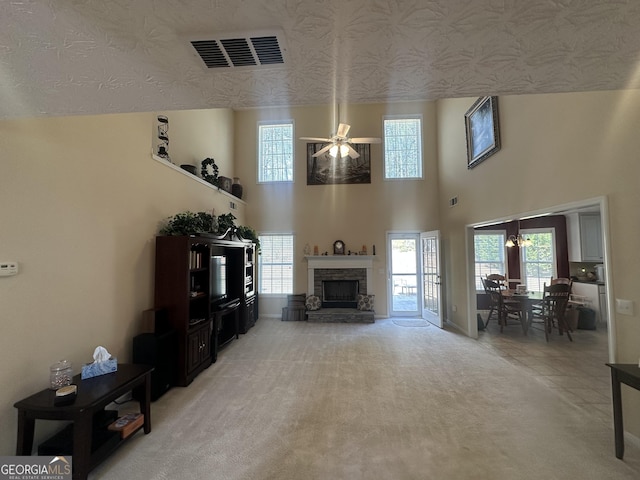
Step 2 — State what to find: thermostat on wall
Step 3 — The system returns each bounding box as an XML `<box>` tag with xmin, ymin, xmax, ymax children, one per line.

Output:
<box><xmin>0</xmin><ymin>262</ymin><xmax>18</xmax><ymax>276</ymax></box>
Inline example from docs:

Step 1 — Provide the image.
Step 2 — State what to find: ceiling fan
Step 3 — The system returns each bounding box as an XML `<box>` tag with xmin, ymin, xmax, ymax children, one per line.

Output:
<box><xmin>300</xmin><ymin>122</ymin><xmax>381</xmax><ymax>159</ymax></box>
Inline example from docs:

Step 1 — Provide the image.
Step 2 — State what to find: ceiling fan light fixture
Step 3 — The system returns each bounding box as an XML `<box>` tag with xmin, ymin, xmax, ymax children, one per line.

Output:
<box><xmin>329</xmin><ymin>144</ymin><xmax>339</xmax><ymax>157</ymax></box>
<box><xmin>339</xmin><ymin>144</ymin><xmax>350</xmax><ymax>157</ymax></box>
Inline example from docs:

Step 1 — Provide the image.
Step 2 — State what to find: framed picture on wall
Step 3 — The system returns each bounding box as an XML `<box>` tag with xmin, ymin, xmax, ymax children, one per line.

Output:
<box><xmin>306</xmin><ymin>143</ymin><xmax>371</xmax><ymax>185</ymax></box>
<box><xmin>465</xmin><ymin>96</ymin><xmax>501</xmax><ymax>169</ymax></box>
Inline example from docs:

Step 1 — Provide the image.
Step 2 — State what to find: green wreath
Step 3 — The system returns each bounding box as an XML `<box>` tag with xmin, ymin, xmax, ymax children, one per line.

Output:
<box><xmin>201</xmin><ymin>157</ymin><xmax>219</xmax><ymax>186</ymax></box>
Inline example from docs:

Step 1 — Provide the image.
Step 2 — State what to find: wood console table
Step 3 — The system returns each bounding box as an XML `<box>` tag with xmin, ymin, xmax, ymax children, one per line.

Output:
<box><xmin>14</xmin><ymin>363</ymin><xmax>153</xmax><ymax>480</ymax></box>
<box><xmin>606</xmin><ymin>363</ymin><xmax>640</xmax><ymax>459</ymax></box>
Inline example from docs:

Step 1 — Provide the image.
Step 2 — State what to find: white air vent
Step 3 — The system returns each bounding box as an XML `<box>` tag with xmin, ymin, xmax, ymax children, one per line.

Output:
<box><xmin>189</xmin><ymin>31</ymin><xmax>285</xmax><ymax>69</ymax></box>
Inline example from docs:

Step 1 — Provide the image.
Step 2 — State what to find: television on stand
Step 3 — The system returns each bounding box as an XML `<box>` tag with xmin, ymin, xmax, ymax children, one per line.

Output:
<box><xmin>209</xmin><ymin>246</ymin><xmax>228</xmax><ymax>310</ymax></box>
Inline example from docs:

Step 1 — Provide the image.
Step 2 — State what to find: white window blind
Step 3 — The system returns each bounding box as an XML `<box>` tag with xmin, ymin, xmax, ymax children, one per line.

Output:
<box><xmin>258</xmin><ymin>234</ymin><xmax>294</xmax><ymax>294</ymax></box>
<box><xmin>383</xmin><ymin>116</ymin><xmax>423</xmax><ymax>179</ymax></box>
<box><xmin>258</xmin><ymin>122</ymin><xmax>294</xmax><ymax>183</ymax></box>
<box><xmin>474</xmin><ymin>231</ymin><xmax>507</xmax><ymax>290</ymax></box>
<box><xmin>521</xmin><ymin>229</ymin><xmax>556</xmax><ymax>292</ymax></box>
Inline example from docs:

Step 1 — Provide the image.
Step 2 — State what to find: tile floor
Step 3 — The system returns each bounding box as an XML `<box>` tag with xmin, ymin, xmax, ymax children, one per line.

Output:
<box><xmin>477</xmin><ymin>311</ymin><xmax>613</xmax><ymax>423</ymax></box>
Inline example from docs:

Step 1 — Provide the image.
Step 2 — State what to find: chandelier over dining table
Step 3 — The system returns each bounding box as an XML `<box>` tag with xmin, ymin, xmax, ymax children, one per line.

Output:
<box><xmin>505</xmin><ymin>220</ymin><xmax>532</xmax><ymax>248</ymax></box>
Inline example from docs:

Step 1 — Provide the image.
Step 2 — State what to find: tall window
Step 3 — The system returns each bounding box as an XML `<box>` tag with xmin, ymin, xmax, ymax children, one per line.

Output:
<box><xmin>258</xmin><ymin>234</ymin><xmax>294</xmax><ymax>294</ymax></box>
<box><xmin>474</xmin><ymin>231</ymin><xmax>507</xmax><ymax>290</ymax></box>
<box><xmin>258</xmin><ymin>121</ymin><xmax>294</xmax><ymax>183</ymax></box>
<box><xmin>520</xmin><ymin>228</ymin><xmax>556</xmax><ymax>292</ymax></box>
<box><xmin>383</xmin><ymin>116</ymin><xmax>423</xmax><ymax>179</ymax></box>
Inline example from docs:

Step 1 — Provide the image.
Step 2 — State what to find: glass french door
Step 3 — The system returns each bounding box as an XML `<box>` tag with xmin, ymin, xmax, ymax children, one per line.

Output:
<box><xmin>388</xmin><ymin>233</ymin><xmax>420</xmax><ymax>316</ymax></box>
<box><xmin>421</xmin><ymin>231</ymin><xmax>443</xmax><ymax>327</ymax></box>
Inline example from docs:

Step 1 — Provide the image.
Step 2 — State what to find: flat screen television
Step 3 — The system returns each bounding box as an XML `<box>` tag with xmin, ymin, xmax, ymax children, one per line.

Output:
<box><xmin>210</xmin><ymin>247</ymin><xmax>227</xmax><ymax>306</ymax></box>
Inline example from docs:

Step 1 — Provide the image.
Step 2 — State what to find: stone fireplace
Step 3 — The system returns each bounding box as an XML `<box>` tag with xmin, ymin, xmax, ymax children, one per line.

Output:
<box><xmin>307</xmin><ymin>255</ymin><xmax>374</xmax><ymax>321</ymax></box>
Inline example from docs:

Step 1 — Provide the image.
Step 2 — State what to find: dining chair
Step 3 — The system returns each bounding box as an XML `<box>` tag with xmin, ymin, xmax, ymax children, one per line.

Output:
<box><xmin>531</xmin><ymin>279</ymin><xmax>571</xmax><ymax>321</ymax></box>
<box><xmin>486</xmin><ymin>273</ymin><xmax>508</xmax><ymax>290</ymax></box>
<box><xmin>538</xmin><ymin>283</ymin><xmax>572</xmax><ymax>342</ymax></box>
<box><xmin>481</xmin><ymin>278</ymin><xmax>498</xmax><ymax>327</ymax></box>
<box><xmin>484</xmin><ymin>278</ymin><xmax>520</xmax><ymax>332</ymax></box>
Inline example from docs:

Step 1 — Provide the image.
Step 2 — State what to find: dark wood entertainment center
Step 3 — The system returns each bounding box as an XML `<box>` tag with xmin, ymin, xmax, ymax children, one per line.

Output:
<box><xmin>154</xmin><ymin>231</ymin><xmax>257</xmax><ymax>386</ymax></box>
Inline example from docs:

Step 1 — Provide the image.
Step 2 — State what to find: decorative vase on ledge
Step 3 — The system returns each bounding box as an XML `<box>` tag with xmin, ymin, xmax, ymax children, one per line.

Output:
<box><xmin>232</xmin><ymin>177</ymin><xmax>243</xmax><ymax>199</ymax></box>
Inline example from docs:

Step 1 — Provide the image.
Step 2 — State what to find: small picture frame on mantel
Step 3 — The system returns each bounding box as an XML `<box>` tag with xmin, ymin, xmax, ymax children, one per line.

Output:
<box><xmin>464</xmin><ymin>96</ymin><xmax>501</xmax><ymax>169</ymax></box>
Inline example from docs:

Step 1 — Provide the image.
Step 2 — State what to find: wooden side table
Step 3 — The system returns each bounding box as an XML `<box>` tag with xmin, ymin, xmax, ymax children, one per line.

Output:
<box><xmin>14</xmin><ymin>363</ymin><xmax>153</xmax><ymax>480</ymax></box>
<box><xmin>606</xmin><ymin>363</ymin><xmax>640</xmax><ymax>459</ymax></box>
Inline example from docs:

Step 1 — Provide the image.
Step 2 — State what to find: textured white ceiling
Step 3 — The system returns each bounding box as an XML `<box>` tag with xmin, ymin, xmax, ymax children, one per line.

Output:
<box><xmin>3</xmin><ymin>0</ymin><xmax>640</xmax><ymax>119</ymax></box>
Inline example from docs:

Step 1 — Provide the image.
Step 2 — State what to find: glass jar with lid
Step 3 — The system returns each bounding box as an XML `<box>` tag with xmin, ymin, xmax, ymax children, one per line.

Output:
<box><xmin>50</xmin><ymin>360</ymin><xmax>73</xmax><ymax>389</ymax></box>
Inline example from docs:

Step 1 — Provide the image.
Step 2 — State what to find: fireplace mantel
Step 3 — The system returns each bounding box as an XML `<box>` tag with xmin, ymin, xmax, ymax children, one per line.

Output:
<box><xmin>305</xmin><ymin>255</ymin><xmax>375</xmax><ymax>296</ymax></box>
<box><xmin>305</xmin><ymin>255</ymin><xmax>374</xmax><ymax>269</ymax></box>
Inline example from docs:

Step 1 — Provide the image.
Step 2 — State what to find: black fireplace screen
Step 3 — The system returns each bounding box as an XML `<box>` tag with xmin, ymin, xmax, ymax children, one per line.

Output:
<box><xmin>322</xmin><ymin>280</ymin><xmax>359</xmax><ymax>307</ymax></box>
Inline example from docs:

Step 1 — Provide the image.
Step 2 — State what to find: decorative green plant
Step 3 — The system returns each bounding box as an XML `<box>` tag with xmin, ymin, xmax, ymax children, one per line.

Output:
<box><xmin>159</xmin><ymin>211</ymin><xmax>216</xmax><ymax>236</ymax></box>
<box><xmin>237</xmin><ymin>225</ymin><xmax>261</xmax><ymax>253</ymax></box>
<box><xmin>159</xmin><ymin>211</ymin><xmax>260</xmax><ymax>253</ymax></box>
<box><xmin>201</xmin><ymin>158</ymin><xmax>219</xmax><ymax>186</ymax></box>
<box><xmin>217</xmin><ymin>213</ymin><xmax>237</xmax><ymax>234</ymax></box>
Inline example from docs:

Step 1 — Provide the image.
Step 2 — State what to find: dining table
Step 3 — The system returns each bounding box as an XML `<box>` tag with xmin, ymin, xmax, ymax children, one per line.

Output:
<box><xmin>501</xmin><ymin>289</ymin><xmax>544</xmax><ymax>334</ymax></box>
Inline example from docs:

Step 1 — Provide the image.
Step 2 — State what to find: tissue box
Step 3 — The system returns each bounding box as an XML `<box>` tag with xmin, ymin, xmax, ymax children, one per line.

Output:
<box><xmin>81</xmin><ymin>357</ymin><xmax>118</xmax><ymax>379</ymax></box>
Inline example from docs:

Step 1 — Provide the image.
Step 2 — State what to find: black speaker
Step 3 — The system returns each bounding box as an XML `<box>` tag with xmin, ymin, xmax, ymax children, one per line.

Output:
<box><xmin>133</xmin><ymin>330</ymin><xmax>178</xmax><ymax>401</ymax></box>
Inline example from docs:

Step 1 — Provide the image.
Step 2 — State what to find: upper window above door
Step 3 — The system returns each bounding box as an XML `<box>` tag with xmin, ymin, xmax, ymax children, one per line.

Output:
<box><xmin>383</xmin><ymin>116</ymin><xmax>423</xmax><ymax>179</ymax></box>
<box><xmin>258</xmin><ymin>121</ymin><xmax>294</xmax><ymax>183</ymax></box>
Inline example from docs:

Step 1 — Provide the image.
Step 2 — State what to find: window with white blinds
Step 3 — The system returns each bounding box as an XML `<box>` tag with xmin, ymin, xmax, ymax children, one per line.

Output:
<box><xmin>474</xmin><ymin>231</ymin><xmax>507</xmax><ymax>290</ymax></box>
<box><xmin>258</xmin><ymin>234</ymin><xmax>294</xmax><ymax>294</ymax></box>
<box><xmin>520</xmin><ymin>229</ymin><xmax>556</xmax><ymax>292</ymax></box>
<box><xmin>258</xmin><ymin>121</ymin><xmax>294</xmax><ymax>183</ymax></box>
<box><xmin>383</xmin><ymin>116</ymin><xmax>423</xmax><ymax>179</ymax></box>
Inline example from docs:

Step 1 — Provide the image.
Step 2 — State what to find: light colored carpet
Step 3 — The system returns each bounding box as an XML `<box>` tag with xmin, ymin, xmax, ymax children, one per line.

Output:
<box><xmin>90</xmin><ymin>317</ymin><xmax>640</xmax><ymax>479</ymax></box>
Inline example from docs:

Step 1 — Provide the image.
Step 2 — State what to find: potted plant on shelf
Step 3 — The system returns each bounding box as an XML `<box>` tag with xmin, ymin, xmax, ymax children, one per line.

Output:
<box><xmin>159</xmin><ymin>211</ymin><xmax>217</xmax><ymax>236</ymax></box>
<box><xmin>216</xmin><ymin>213</ymin><xmax>237</xmax><ymax>235</ymax></box>
<box><xmin>237</xmin><ymin>225</ymin><xmax>261</xmax><ymax>254</ymax></box>
<box><xmin>158</xmin><ymin>210</ymin><xmax>260</xmax><ymax>253</ymax></box>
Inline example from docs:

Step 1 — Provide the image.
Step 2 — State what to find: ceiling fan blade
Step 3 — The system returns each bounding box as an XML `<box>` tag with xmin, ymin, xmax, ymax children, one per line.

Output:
<box><xmin>300</xmin><ymin>136</ymin><xmax>332</xmax><ymax>142</ymax></box>
<box><xmin>312</xmin><ymin>143</ymin><xmax>333</xmax><ymax>157</ymax></box>
<box><xmin>336</xmin><ymin>123</ymin><xmax>351</xmax><ymax>138</ymax></box>
<box><xmin>349</xmin><ymin>137</ymin><xmax>382</xmax><ymax>144</ymax></box>
<box><xmin>345</xmin><ymin>144</ymin><xmax>360</xmax><ymax>159</ymax></box>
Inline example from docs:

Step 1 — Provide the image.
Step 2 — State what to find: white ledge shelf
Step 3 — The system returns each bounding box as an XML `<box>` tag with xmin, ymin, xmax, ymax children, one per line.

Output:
<box><xmin>152</xmin><ymin>154</ymin><xmax>246</xmax><ymax>205</ymax></box>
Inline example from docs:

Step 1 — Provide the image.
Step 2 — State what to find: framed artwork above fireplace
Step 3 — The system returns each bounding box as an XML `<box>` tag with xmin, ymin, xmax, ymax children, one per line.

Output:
<box><xmin>306</xmin><ymin>143</ymin><xmax>371</xmax><ymax>185</ymax></box>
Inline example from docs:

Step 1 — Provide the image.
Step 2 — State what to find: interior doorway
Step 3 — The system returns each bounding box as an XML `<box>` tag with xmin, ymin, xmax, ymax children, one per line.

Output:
<box><xmin>465</xmin><ymin>196</ymin><xmax>615</xmax><ymax>362</ymax></box>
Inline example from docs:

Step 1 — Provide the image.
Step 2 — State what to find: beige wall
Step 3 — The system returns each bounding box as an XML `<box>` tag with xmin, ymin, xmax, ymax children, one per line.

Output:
<box><xmin>234</xmin><ymin>102</ymin><xmax>441</xmax><ymax>315</ymax></box>
<box><xmin>437</xmin><ymin>90</ymin><xmax>640</xmax><ymax>436</ymax></box>
<box><xmin>3</xmin><ymin>89</ymin><xmax>639</xmax><ymax>453</ymax></box>
<box><xmin>0</xmin><ymin>108</ymin><xmax>240</xmax><ymax>453</ymax></box>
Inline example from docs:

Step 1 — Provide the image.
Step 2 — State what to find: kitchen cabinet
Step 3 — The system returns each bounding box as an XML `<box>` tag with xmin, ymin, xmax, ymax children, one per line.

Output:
<box><xmin>567</xmin><ymin>213</ymin><xmax>603</xmax><ymax>262</ymax></box>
